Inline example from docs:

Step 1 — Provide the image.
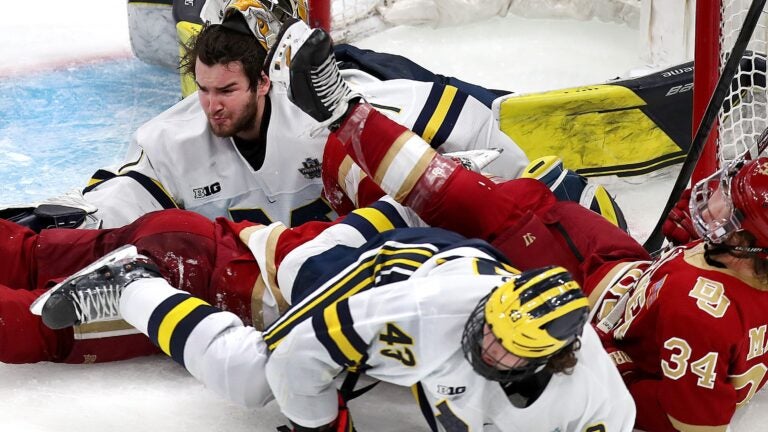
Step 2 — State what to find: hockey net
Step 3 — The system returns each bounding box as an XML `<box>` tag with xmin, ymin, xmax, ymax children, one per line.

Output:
<box><xmin>692</xmin><ymin>0</ymin><xmax>768</xmax><ymax>182</ymax></box>
<box><xmin>309</xmin><ymin>0</ymin><xmax>641</xmax><ymax>43</ymax></box>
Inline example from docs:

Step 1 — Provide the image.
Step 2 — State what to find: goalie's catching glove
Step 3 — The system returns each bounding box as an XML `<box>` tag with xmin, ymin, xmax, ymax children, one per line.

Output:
<box><xmin>662</xmin><ymin>188</ymin><xmax>697</xmax><ymax>245</ymax></box>
<box><xmin>0</xmin><ymin>189</ymin><xmax>100</xmax><ymax>232</ymax></box>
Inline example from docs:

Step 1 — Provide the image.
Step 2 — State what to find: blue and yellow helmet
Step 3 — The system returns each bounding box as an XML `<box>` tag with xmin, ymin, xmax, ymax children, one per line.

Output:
<box><xmin>462</xmin><ymin>266</ymin><xmax>589</xmax><ymax>382</ymax></box>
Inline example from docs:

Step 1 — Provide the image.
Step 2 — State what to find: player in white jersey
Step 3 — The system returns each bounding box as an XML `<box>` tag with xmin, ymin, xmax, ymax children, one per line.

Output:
<box><xmin>263</xmin><ymin>231</ymin><xmax>635</xmax><ymax>432</ymax></box>
<box><xmin>78</xmin><ymin>0</ymin><xmax>528</xmax><ymax>229</ymax></box>
<box><xmin>35</xmin><ymin>205</ymin><xmax>635</xmax><ymax>431</ymax></box>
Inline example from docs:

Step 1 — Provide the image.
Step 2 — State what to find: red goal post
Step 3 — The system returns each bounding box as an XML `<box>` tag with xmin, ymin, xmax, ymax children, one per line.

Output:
<box><xmin>308</xmin><ymin>0</ymin><xmax>332</xmax><ymax>32</ymax></box>
<box><xmin>692</xmin><ymin>0</ymin><xmax>768</xmax><ymax>183</ymax></box>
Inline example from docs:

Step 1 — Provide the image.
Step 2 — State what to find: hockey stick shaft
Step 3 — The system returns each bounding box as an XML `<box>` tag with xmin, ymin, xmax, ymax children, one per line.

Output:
<box><xmin>642</xmin><ymin>0</ymin><xmax>768</xmax><ymax>252</ymax></box>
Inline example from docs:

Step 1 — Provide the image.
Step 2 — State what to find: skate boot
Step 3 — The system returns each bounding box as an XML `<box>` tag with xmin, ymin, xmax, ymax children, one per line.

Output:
<box><xmin>443</xmin><ymin>148</ymin><xmax>505</xmax><ymax>173</ymax></box>
<box><xmin>522</xmin><ymin>156</ymin><xmax>628</xmax><ymax>231</ymax></box>
<box><xmin>268</xmin><ymin>18</ymin><xmax>361</xmax><ymax>129</ymax></box>
<box><xmin>30</xmin><ymin>245</ymin><xmax>162</xmax><ymax>330</ymax></box>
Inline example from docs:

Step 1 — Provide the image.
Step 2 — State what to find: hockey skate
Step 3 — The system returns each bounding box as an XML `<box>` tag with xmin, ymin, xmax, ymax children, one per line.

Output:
<box><xmin>267</xmin><ymin>18</ymin><xmax>361</xmax><ymax>129</ymax></box>
<box><xmin>29</xmin><ymin>244</ymin><xmax>162</xmax><ymax>330</ymax></box>
<box><xmin>443</xmin><ymin>148</ymin><xmax>505</xmax><ymax>173</ymax></box>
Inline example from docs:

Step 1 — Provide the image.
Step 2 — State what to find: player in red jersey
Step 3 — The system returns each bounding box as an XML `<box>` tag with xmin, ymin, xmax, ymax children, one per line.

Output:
<box><xmin>0</xmin><ymin>209</ymin><xmax>336</xmax><ymax>364</ymax></box>
<box><xmin>587</xmin><ymin>156</ymin><xmax>768</xmax><ymax>431</ymax></box>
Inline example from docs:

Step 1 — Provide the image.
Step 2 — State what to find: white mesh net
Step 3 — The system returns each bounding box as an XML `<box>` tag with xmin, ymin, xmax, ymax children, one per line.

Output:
<box><xmin>716</xmin><ymin>1</ymin><xmax>768</xmax><ymax>166</ymax></box>
<box><xmin>327</xmin><ymin>0</ymin><xmax>641</xmax><ymax>42</ymax></box>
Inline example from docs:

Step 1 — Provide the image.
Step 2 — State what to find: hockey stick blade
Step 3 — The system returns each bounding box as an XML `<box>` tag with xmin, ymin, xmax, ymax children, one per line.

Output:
<box><xmin>29</xmin><ymin>244</ymin><xmax>139</xmax><ymax>316</ymax></box>
<box><xmin>643</xmin><ymin>0</ymin><xmax>768</xmax><ymax>252</ymax></box>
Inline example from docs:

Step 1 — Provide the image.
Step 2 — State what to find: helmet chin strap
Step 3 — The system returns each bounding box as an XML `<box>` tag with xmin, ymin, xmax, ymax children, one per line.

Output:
<box><xmin>704</xmin><ymin>239</ymin><xmax>768</xmax><ymax>266</ymax></box>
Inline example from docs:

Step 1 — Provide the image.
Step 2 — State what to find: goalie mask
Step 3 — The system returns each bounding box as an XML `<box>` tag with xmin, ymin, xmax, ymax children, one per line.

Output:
<box><xmin>461</xmin><ymin>266</ymin><xmax>589</xmax><ymax>383</ymax></box>
<box><xmin>202</xmin><ymin>0</ymin><xmax>309</xmax><ymax>50</ymax></box>
<box><xmin>690</xmin><ymin>157</ymin><xmax>768</xmax><ymax>249</ymax></box>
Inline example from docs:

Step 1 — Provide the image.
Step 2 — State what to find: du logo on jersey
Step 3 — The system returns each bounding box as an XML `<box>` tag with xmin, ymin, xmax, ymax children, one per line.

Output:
<box><xmin>193</xmin><ymin>182</ymin><xmax>222</xmax><ymax>199</ymax></box>
<box><xmin>298</xmin><ymin>158</ymin><xmax>322</xmax><ymax>179</ymax></box>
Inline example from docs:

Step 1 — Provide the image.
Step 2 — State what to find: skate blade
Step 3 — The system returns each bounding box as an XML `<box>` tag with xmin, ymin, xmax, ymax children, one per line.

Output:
<box><xmin>29</xmin><ymin>244</ymin><xmax>139</xmax><ymax>316</ymax></box>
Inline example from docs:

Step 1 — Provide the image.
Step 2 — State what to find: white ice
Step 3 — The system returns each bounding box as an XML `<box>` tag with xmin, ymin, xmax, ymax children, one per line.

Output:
<box><xmin>0</xmin><ymin>0</ymin><xmax>765</xmax><ymax>431</ymax></box>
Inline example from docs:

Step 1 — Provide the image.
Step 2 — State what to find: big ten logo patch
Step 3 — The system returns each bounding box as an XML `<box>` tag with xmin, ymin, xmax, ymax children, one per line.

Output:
<box><xmin>193</xmin><ymin>182</ymin><xmax>222</xmax><ymax>199</ymax></box>
<box><xmin>437</xmin><ymin>385</ymin><xmax>466</xmax><ymax>396</ymax></box>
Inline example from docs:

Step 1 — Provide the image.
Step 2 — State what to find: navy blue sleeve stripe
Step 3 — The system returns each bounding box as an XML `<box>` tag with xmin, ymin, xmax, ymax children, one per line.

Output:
<box><xmin>430</xmin><ymin>91</ymin><xmax>468</xmax><ymax>148</ymax></box>
<box><xmin>264</xmin><ymin>256</ymin><xmax>379</xmax><ymax>347</ymax></box>
<box><xmin>336</xmin><ymin>300</ymin><xmax>368</xmax><ymax>356</ymax></box>
<box><xmin>369</xmin><ymin>200</ymin><xmax>409</xmax><ymax>228</ymax></box>
<box><xmin>342</xmin><ymin>211</ymin><xmax>381</xmax><ymax>240</ymax></box>
<box><xmin>412</xmin><ymin>84</ymin><xmax>445</xmax><ymax>138</ymax></box>
<box><xmin>313</xmin><ymin>312</ymin><xmax>351</xmax><ymax>368</ymax></box>
<box><xmin>82</xmin><ymin>170</ymin><xmax>177</xmax><ymax>209</ymax></box>
<box><xmin>167</xmin><ymin>304</ymin><xmax>219</xmax><ymax>367</ymax></box>
<box><xmin>147</xmin><ymin>293</ymin><xmax>190</xmax><ymax>343</ymax></box>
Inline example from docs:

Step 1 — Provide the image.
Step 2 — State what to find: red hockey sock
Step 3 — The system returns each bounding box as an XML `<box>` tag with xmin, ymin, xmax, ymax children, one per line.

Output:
<box><xmin>0</xmin><ymin>286</ymin><xmax>68</xmax><ymax>363</ymax></box>
<box><xmin>0</xmin><ymin>219</ymin><xmax>39</xmax><ymax>289</ymax></box>
<box><xmin>333</xmin><ymin>103</ymin><xmax>461</xmax><ymax>214</ymax></box>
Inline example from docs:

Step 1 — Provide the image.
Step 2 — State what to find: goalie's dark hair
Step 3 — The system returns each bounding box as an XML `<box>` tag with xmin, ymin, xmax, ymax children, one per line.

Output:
<box><xmin>179</xmin><ymin>21</ymin><xmax>268</xmax><ymax>92</ymax></box>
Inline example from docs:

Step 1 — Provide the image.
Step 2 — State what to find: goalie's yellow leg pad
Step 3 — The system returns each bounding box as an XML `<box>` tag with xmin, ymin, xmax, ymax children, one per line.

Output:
<box><xmin>521</xmin><ymin>155</ymin><xmax>565</xmax><ymax>181</ymax></box>
<box><xmin>177</xmin><ymin>21</ymin><xmax>203</xmax><ymax>98</ymax></box>
<box><xmin>496</xmin><ymin>84</ymin><xmax>686</xmax><ymax>177</ymax></box>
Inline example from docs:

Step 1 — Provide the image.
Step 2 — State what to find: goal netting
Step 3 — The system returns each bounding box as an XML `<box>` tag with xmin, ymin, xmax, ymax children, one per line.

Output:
<box><xmin>692</xmin><ymin>0</ymin><xmax>768</xmax><ymax>182</ymax></box>
<box><xmin>311</xmin><ymin>0</ymin><xmax>641</xmax><ymax>43</ymax></box>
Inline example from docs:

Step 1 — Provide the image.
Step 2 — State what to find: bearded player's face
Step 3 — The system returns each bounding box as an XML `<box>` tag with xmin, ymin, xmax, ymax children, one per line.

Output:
<box><xmin>195</xmin><ymin>60</ymin><xmax>269</xmax><ymax>140</ymax></box>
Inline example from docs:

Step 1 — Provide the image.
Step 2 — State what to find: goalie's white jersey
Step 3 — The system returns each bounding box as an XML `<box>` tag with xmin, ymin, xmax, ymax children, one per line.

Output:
<box><xmin>265</xmin><ymin>253</ymin><xmax>636</xmax><ymax>431</ymax></box>
<box><xmin>82</xmin><ymin>69</ymin><xmax>527</xmax><ymax>228</ymax></box>
<box><xmin>81</xmin><ymin>91</ymin><xmax>335</xmax><ymax>228</ymax></box>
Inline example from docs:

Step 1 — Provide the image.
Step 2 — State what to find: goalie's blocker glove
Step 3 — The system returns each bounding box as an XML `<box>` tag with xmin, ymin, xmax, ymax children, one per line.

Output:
<box><xmin>0</xmin><ymin>190</ymin><xmax>101</xmax><ymax>232</ymax></box>
<box><xmin>522</xmin><ymin>156</ymin><xmax>628</xmax><ymax>232</ymax></box>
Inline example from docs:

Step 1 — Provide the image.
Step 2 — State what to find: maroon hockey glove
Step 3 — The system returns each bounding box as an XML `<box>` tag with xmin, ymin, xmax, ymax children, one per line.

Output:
<box><xmin>662</xmin><ymin>188</ymin><xmax>698</xmax><ymax>245</ymax></box>
<box><xmin>277</xmin><ymin>393</ymin><xmax>355</xmax><ymax>432</ymax></box>
<box><xmin>593</xmin><ymin>324</ymin><xmax>637</xmax><ymax>380</ymax></box>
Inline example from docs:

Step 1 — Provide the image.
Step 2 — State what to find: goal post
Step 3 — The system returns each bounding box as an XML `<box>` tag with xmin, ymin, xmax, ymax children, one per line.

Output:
<box><xmin>691</xmin><ymin>2</ymin><xmax>721</xmax><ymax>183</ymax></box>
<box><xmin>308</xmin><ymin>0</ymin><xmax>332</xmax><ymax>32</ymax></box>
<box><xmin>643</xmin><ymin>0</ymin><xmax>768</xmax><ymax>251</ymax></box>
<box><xmin>691</xmin><ymin>0</ymin><xmax>768</xmax><ymax>184</ymax></box>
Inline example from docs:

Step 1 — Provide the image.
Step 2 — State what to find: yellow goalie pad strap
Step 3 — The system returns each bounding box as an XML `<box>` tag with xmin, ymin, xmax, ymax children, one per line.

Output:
<box><xmin>591</xmin><ymin>185</ymin><xmax>619</xmax><ymax>227</ymax></box>
<box><xmin>520</xmin><ymin>155</ymin><xmax>561</xmax><ymax>179</ymax></box>
<box><xmin>497</xmin><ymin>84</ymin><xmax>685</xmax><ymax>177</ymax></box>
<box><xmin>177</xmin><ymin>21</ymin><xmax>203</xmax><ymax>98</ymax></box>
